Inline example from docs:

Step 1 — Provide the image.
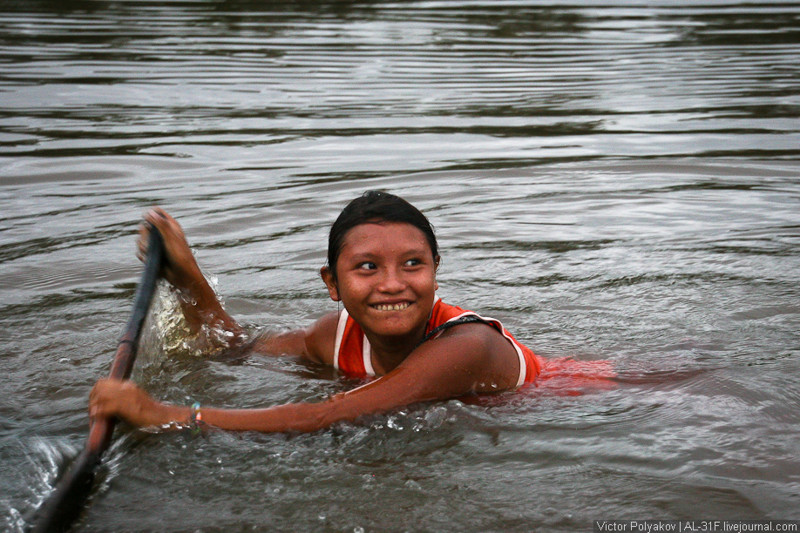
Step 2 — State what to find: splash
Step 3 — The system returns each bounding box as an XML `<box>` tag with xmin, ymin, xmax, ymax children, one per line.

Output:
<box><xmin>6</xmin><ymin>438</ymin><xmax>80</xmax><ymax>533</ymax></box>
<box><xmin>139</xmin><ymin>276</ymin><xmax>242</xmax><ymax>365</ymax></box>
<box><xmin>27</xmin><ymin>438</ymin><xmax>79</xmax><ymax>502</ymax></box>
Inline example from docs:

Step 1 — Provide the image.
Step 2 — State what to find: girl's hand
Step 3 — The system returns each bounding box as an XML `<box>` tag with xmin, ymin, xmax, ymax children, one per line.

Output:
<box><xmin>137</xmin><ymin>207</ymin><xmax>204</xmax><ymax>291</ymax></box>
<box><xmin>89</xmin><ymin>379</ymin><xmax>168</xmax><ymax>428</ymax></box>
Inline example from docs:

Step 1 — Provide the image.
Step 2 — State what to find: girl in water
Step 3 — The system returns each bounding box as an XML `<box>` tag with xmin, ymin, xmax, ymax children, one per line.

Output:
<box><xmin>89</xmin><ymin>191</ymin><xmax>558</xmax><ymax>433</ymax></box>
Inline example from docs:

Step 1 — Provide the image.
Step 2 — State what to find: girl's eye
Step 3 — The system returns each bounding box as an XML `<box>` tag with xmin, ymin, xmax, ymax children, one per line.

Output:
<box><xmin>358</xmin><ymin>262</ymin><xmax>377</xmax><ymax>270</ymax></box>
<box><xmin>405</xmin><ymin>259</ymin><xmax>421</xmax><ymax>267</ymax></box>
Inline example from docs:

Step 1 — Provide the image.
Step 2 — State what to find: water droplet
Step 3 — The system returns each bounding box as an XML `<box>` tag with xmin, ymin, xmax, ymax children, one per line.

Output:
<box><xmin>404</xmin><ymin>479</ymin><xmax>422</xmax><ymax>491</ymax></box>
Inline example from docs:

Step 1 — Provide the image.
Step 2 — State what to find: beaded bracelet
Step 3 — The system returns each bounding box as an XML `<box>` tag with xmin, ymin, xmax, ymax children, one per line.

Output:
<box><xmin>190</xmin><ymin>402</ymin><xmax>204</xmax><ymax>433</ymax></box>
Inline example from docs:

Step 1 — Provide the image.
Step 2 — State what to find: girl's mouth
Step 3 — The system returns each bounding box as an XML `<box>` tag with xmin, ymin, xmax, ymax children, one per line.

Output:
<box><xmin>372</xmin><ymin>302</ymin><xmax>410</xmax><ymax>312</ymax></box>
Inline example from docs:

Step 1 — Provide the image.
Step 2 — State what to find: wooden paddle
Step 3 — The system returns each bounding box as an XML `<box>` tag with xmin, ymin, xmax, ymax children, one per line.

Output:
<box><xmin>30</xmin><ymin>227</ymin><xmax>165</xmax><ymax>533</ymax></box>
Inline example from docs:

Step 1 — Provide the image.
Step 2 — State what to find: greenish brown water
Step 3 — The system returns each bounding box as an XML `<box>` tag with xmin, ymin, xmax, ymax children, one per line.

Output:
<box><xmin>1</xmin><ymin>1</ymin><xmax>799</xmax><ymax>531</ymax></box>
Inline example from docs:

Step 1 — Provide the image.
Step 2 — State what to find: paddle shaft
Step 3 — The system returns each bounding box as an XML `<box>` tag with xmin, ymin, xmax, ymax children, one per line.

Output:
<box><xmin>30</xmin><ymin>228</ymin><xmax>164</xmax><ymax>533</ymax></box>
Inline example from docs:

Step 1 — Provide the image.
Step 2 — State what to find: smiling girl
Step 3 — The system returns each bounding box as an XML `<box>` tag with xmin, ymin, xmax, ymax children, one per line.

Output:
<box><xmin>90</xmin><ymin>191</ymin><xmax>584</xmax><ymax>434</ymax></box>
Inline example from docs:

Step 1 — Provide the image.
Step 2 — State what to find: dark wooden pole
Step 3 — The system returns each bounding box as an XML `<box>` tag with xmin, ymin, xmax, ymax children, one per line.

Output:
<box><xmin>30</xmin><ymin>228</ymin><xmax>164</xmax><ymax>533</ymax></box>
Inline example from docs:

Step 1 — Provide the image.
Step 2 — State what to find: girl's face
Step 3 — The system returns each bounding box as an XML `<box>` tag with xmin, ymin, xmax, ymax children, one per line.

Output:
<box><xmin>322</xmin><ymin>222</ymin><xmax>438</xmax><ymax>341</ymax></box>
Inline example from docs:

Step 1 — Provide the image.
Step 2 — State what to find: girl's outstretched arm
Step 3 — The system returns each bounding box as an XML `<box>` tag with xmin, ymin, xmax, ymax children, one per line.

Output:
<box><xmin>89</xmin><ymin>323</ymin><xmax>521</xmax><ymax>433</ymax></box>
<box><xmin>247</xmin><ymin>310</ymin><xmax>339</xmax><ymax>365</ymax></box>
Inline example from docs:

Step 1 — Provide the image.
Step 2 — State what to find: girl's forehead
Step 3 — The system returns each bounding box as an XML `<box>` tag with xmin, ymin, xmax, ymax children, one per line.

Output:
<box><xmin>340</xmin><ymin>221</ymin><xmax>430</xmax><ymax>251</ymax></box>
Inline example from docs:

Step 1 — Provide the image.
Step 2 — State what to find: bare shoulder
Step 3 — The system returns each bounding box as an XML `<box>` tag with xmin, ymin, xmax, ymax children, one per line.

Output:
<box><xmin>403</xmin><ymin>321</ymin><xmax>521</xmax><ymax>394</ymax></box>
<box><xmin>303</xmin><ymin>310</ymin><xmax>340</xmax><ymax>365</ymax></box>
<box><xmin>436</xmin><ymin>320</ymin><xmax>516</xmax><ymax>354</ymax></box>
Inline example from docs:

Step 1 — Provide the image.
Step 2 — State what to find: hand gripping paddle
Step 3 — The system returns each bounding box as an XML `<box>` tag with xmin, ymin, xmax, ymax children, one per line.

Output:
<box><xmin>30</xmin><ymin>227</ymin><xmax>165</xmax><ymax>533</ymax></box>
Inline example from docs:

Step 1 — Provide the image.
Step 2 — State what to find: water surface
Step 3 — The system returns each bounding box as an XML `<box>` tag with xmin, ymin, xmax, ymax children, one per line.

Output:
<box><xmin>1</xmin><ymin>1</ymin><xmax>799</xmax><ymax>531</ymax></box>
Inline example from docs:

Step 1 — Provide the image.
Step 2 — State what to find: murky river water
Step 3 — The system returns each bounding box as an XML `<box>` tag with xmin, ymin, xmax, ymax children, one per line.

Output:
<box><xmin>1</xmin><ymin>1</ymin><xmax>799</xmax><ymax>531</ymax></box>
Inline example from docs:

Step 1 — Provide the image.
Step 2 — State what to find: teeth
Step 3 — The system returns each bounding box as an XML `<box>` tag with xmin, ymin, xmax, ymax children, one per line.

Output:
<box><xmin>374</xmin><ymin>302</ymin><xmax>410</xmax><ymax>311</ymax></box>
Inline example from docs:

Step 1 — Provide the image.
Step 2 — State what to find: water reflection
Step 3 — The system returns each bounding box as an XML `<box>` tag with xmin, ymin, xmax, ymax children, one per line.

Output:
<box><xmin>2</xmin><ymin>2</ymin><xmax>798</xmax><ymax>165</ymax></box>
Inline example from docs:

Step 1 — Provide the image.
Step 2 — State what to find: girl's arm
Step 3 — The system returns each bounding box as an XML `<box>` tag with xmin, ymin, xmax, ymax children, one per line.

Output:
<box><xmin>89</xmin><ymin>323</ymin><xmax>521</xmax><ymax>433</ymax></box>
<box><xmin>141</xmin><ymin>208</ymin><xmax>244</xmax><ymax>342</ymax></box>
<box><xmin>247</xmin><ymin>310</ymin><xmax>339</xmax><ymax>365</ymax></box>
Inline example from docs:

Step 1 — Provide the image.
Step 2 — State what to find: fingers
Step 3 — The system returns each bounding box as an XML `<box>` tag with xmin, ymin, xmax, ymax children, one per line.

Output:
<box><xmin>142</xmin><ymin>207</ymin><xmax>167</xmax><ymax>243</ymax></box>
<box><xmin>88</xmin><ymin>378</ymin><xmax>123</xmax><ymax>420</ymax></box>
<box><xmin>89</xmin><ymin>379</ymin><xmax>151</xmax><ymax>426</ymax></box>
<box><xmin>135</xmin><ymin>207</ymin><xmax>203</xmax><ymax>291</ymax></box>
<box><xmin>141</xmin><ymin>207</ymin><xmax>190</xmax><ymax>250</ymax></box>
<box><xmin>136</xmin><ymin>207</ymin><xmax>166</xmax><ymax>263</ymax></box>
<box><xmin>144</xmin><ymin>207</ymin><xmax>183</xmax><ymax>238</ymax></box>
<box><xmin>143</xmin><ymin>206</ymin><xmax>164</xmax><ymax>229</ymax></box>
<box><xmin>136</xmin><ymin>207</ymin><xmax>181</xmax><ymax>263</ymax></box>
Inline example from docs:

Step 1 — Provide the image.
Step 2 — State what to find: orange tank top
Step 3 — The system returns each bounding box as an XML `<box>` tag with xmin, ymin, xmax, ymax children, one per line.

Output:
<box><xmin>333</xmin><ymin>297</ymin><xmax>542</xmax><ymax>387</ymax></box>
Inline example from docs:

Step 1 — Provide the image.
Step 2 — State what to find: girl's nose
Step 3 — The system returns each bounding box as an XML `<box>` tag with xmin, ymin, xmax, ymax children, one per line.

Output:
<box><xmin>377</xmin><ymin>267</ymin><xmax>405</xmax><ymax>293</ymax></box>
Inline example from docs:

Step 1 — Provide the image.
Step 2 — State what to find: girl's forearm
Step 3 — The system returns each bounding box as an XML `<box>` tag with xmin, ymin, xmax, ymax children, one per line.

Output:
<box><xmin>119</xmin><ymin>399</ymin><xmax>190</xmax><ymax>429</ymax></box>
<box><xmin>143</xmin><ymin>397</ymin><xmax>360</xmax><ymax>434</ymax></box>
<box><xmin>195</xmin><ymin>402</ymin><xmax>340</xmax><ymax>434</ymax></box>
<box><xmin>176</xmin><ymin>280</ymin><xmax>239</xmax><ymax>332</ymax></box>
<box><xmin>171</xmin><ymin>271</ymin><xmax>246</xmax><ymax>346</ymax></box>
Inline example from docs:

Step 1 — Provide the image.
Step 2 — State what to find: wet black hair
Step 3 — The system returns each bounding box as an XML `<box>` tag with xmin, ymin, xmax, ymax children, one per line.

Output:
<box><xmin>327</xmin><ymin>190</ymin><xmax>439</xmax><ymax>280</ymax></box>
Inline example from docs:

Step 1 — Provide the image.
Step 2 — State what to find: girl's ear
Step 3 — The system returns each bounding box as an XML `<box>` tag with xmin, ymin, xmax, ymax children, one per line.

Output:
<box><xmin>320</xmin><ymin>266</ymin><xmax>340</xmax><ymax>301</ymax></box>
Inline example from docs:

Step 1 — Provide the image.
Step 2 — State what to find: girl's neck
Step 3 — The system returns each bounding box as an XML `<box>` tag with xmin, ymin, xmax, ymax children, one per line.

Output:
<box><xmin>365</xmin><ymin>325</ymin><xmax>426</xmax><ymax>374</ymax></box>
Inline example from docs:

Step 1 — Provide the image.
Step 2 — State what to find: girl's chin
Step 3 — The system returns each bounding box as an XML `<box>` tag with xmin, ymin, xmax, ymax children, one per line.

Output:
<box><xmin>365</xmin><ymin>317</ymin><xmax>424</xmax><ymax>339</ymax></box>
<box><xmin>370</xmin><ymin>324</ymin><xmax>418</xmax><ymax>338</ymax></box>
